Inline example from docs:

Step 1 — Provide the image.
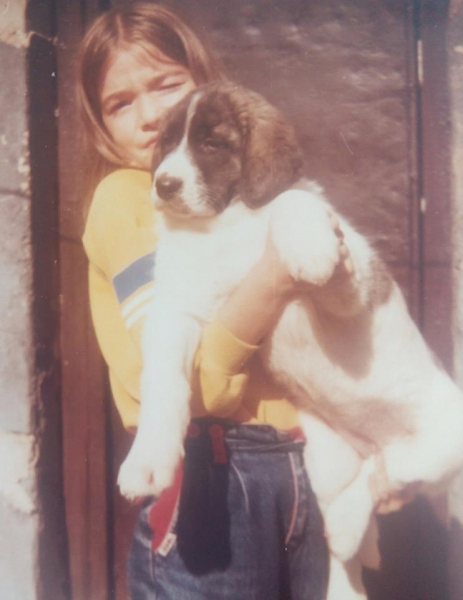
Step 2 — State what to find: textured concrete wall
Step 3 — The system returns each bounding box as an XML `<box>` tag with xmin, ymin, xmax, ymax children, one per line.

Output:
<box><xmin>0</xmin><ymin>3</ymin><xmax>39</xmax><ymax>597</ymax></box>
<box><xmin>0</xmin><ymin>1</ymin><xmax>66</xmax><ymax>599</ymax></box>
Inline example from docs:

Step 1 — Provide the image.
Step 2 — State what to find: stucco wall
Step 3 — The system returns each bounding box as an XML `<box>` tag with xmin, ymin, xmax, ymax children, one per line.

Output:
<box><xmin>0</xmin><ymin>4</ymin><xmax>39</xmax><ymax>597</ymax></box>
<box><xmin>0</xmin><ymin>2</ymin><xmax>67</xmax><ymax>599</ymax></box>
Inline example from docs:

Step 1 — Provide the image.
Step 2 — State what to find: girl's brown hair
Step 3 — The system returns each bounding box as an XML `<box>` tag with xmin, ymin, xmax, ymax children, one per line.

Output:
<box><xmin>77</xmin><ymin>2</ymin><xmax>224</xmax><ymax>207</ymax></box>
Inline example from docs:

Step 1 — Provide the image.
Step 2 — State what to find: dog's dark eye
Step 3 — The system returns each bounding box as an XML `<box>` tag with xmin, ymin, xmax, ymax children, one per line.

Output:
<box><xmin>201</xmin><ymin>138</ymin><xmax>228</xmax><ymax>153</ymax></box>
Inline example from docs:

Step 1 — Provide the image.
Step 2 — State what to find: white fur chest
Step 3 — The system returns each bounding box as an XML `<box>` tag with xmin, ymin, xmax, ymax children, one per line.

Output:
<box><xmin>153</xmin><ymin>201</ymin><xmax>270</xmax><ymax>320</ymax></box>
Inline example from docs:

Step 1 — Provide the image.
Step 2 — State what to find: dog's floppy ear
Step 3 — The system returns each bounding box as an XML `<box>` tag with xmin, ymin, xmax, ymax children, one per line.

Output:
<box><xmin>239</xmin><ymin>92</ymin><xmax>304</xmax><ymax>208</ymax></box>
<box><xmin>151</xmin><ymin>91</ymin><xmax>193</xmax><ymax>174</ymax></box>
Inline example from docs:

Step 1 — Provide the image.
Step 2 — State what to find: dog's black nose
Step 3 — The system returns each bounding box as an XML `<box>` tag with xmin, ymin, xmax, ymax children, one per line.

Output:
<box><xmin>156</xmin><ymin>174</ymin><xmax>183</xmax><ymax>200</ymax></box>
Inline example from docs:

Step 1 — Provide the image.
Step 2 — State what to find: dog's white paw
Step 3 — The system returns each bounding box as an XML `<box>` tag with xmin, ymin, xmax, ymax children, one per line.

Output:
<box><xmin>293</xmin><ymin>243</ymin><xmax>339</xmax><ymax>286</ymax></box>
<box><xmin>117</xmin><ymin>437</ymin><xmax>184</xmax><ymax>500</ymax></box>
<box><xmin>270</xmin><ymin>190</ymin><xmax>340</xmax><ymax>286</ymax></box>
<box><xmin>118</xmin><ymin>455</ymin><xmax>157</xmax><ymax>500</ymax></box>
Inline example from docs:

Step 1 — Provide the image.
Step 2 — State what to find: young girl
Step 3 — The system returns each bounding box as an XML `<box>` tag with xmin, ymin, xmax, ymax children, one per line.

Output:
<box><xmin>79</xmin><ymin>3</ymin><xmax>346</xmax><ymax>598</ymax></box>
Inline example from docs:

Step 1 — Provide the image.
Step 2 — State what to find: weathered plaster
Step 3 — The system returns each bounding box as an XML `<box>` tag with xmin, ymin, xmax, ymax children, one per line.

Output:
<box><xmin>0</xmin><ymin>40</ymin><xmax>30</xmax><ymax>195</ymax></box>
<box><xmin>0</xmin><ymin>0</ymin><xmax>28</xmax><ymax>48</ymax></box>
<box><xmin>0</xmin><ymin>432</ymin><xmax>36</xmax><ymax>514</ymax></box>
<box><xmin>0</xmin><ymin>3</ymin><xmax>54</xmax><ymax>599</ymax></box>
<box><xmin>0</xmin><ymin>495</ymin><xmax>39</xmax><ymax>599</ymax></box>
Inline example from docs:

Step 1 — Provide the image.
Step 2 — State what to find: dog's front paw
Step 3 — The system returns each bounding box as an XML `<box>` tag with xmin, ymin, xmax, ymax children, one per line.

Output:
<box><xmin>293</xmin><ymin>243</ymin><xmax>339</xmax><ymax>286</ymax></box>
<box><xmin>117</xmin><ymin>437</ymin><xmax>184</xmax><ymax>500</ymax></box>
<box><xmin>271</xmin><ymin>190</ymin><xmax>340</xmax><ymax>286</ymax></box>
<box><xmin>118</xmin><ymin>455</ymin><xmax>157</xmax><ymax>500</ymax></box>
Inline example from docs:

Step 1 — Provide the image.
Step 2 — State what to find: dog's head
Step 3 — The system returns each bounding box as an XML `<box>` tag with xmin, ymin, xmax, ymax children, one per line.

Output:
<box><xmin>152</xmin><ymin>81</ymin><xmax>303</xmax><ymax>219</ymax></box>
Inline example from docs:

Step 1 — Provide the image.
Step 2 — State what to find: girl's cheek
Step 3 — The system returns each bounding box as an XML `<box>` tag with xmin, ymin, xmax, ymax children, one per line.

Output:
<box><xmin>116</xmin><ymin>113</ymin><xmax>135</xmax><ymax>144</ymax></box>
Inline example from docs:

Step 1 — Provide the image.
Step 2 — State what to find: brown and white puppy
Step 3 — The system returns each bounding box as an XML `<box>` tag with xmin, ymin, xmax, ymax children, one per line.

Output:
<box><xmin>151</xmin><ymin>81</ymin><xmax>304</xmax><ymax>215</ymax></box>
<box><xmin>118</xmin><ymin>82</ymin><xmax>463</xmax><ymax>600</ymax></box>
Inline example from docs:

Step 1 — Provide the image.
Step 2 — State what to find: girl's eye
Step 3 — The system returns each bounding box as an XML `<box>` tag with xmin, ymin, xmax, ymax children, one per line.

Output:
<box><xmin>157</xmin><ymin>80</ymin><xmax>184</xmax><ymax>93</ymax></box>
<box><xmin>107</xmin><ymin>99</ymin><xmax>131</xmax><ymax>114</ymax></box>
<box><xmin>164</xmin><ymin>81</ymin><xmax>181</xmax><ymax>89</ymax></box>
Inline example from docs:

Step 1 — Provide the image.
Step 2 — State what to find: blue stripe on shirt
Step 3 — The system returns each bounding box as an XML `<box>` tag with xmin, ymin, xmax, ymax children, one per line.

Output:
<box><xmin>113</xmin><ymin>252</ymin><xmax>155</xmax><ymax>304</ymax></box>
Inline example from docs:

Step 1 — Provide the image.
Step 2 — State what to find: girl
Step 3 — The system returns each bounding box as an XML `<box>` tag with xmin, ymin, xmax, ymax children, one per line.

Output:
<box><xmin>79</xmin><ymin>3</ymin><xmax>353</xmax><ymax>598</ymax></box>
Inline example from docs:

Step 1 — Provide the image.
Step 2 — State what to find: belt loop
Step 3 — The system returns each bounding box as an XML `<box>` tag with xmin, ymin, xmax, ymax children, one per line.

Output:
<box><xmin>288</xmin><ymin>427</ymin><xmax>306</xmax><ymax>442</ymax></box>
<box><xmin>187</xmin><ymin>422</ymin><xmax>201</xmax><ymax>438</ymax></box>
<box><xmin>208</xmin><ymin>424</ymin><xmax>228</xmax><ymax>465</ymax></box>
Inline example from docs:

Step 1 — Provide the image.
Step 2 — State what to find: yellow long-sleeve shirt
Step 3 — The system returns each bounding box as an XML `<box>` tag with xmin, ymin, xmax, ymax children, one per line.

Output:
<box><xmin>82</xmin><ymin>169</ymin><xmax>299</xmax><ymax>431</ymax></box>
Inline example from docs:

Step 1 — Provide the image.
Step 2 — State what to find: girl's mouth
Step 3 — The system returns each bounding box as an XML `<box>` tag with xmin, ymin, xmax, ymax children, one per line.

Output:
<box><xmin>142</xmin><ymin>136</ymin><xmax>158</xmax><ymax>149</ymax></box>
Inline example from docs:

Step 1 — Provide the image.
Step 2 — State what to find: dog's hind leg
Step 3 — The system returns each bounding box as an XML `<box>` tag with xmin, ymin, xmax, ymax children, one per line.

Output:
<box><xmin>327</xmin><ymin>555</ymin><xmax>367</xmax><ymax>600</ymax></box>
<box><xmin>383</xmin><ymin>377</ymin><xmax>463</xmax><ymax>493</ymax></box>
<box><xmin>323</xmin><ymin>456</ymin><xmax>376</xmax><ymax>562</ymax></box>
<box><xmin>299</xmin><ymin>411</ymin><xmax>362</xmax><ymax>505</ymax></box>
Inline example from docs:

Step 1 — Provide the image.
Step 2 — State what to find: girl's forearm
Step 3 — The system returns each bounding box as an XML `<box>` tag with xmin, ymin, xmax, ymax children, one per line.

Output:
<box><xmin>218</xmin><ymin>216</ymin><xmax>352</xmax><ymax>347</ymax></box>
<box><xmin>217</xmin><ymin>253</ymin><xmax>293</xmax><ymax>345</ymax></box>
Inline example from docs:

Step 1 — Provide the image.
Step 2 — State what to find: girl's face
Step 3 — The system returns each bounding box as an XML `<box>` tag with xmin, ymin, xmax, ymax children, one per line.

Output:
<box><xmin>100</xmin><ymin>46</ymin><xmax>196</xmax><ymax>170</ymax></box>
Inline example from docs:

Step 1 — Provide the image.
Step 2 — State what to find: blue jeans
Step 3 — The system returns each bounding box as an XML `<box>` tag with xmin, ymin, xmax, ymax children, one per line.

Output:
<box><xmin>128</xmin><ymin>421</ymin><xmax>328</xmax><ymax>599</ymax></box>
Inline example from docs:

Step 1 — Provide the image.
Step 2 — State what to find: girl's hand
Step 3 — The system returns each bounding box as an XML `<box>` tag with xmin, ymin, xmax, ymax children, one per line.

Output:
<box><xmin>369</xmin><ymin>455</ymin><xmax>419</xmax><ymax>514</ymax></box>
<box><xmin>374</xmin><ymin>485</ymin><xmax>419</xmax><ymax>514</ymax></box>
<box><xmin>327</xmin><ymin>212</ymin><xmax>354</xmax><ymax>281</ymax></box>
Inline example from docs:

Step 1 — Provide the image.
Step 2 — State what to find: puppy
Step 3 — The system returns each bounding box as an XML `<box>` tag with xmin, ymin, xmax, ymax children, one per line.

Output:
<box><xmin>118</xmin><ymin>81</ymin><xmax>463</xmax><ymax>599</ymax></box>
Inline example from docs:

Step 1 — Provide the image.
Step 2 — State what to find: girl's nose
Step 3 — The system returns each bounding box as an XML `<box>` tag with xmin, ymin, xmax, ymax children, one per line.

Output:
<box><xmin>138</xmin><ymin>95</ymin><xmax>161</xmax><ymax>130</ymax></box>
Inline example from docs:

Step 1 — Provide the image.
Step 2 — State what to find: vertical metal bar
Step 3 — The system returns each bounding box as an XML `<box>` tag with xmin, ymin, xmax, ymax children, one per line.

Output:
<box><xmin>411</xmin><ymin>0</ymin><xmax>426</xmax><ymax>330</ymax></box>
<box><xmin>417</xmin><ymin>0</ymin><xmax>453</xmax><ymax>371</ymax></box>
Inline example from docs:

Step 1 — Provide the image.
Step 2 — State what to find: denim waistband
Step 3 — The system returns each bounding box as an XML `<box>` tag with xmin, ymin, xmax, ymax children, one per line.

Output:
<box><xmin>188</xmin><ymin>418</ymin><xmax>306</xmax><ymax>455</ymax></box>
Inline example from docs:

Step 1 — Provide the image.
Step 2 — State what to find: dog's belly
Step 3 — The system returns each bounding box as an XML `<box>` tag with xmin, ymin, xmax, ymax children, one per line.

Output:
<box><xmin>260</xmin><ymin>286</ymin><xmax>449</xmax><ymax>446</ymax></box>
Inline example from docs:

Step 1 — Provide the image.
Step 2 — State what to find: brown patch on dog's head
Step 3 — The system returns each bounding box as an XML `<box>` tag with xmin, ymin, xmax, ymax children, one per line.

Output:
<box><xmin>238</xmin><ymin>88</ymin><xmax>304</xmax><ymax>208</ymax></box>
<box><xmin>192</xmin><ymin>82</ymin><xmax>304</xmax><ymax>209</ymax></box>
<box><xmin>152</xmin><ymin>82</ymin><xmax>304</xmax><ymax>217</ymax></box>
